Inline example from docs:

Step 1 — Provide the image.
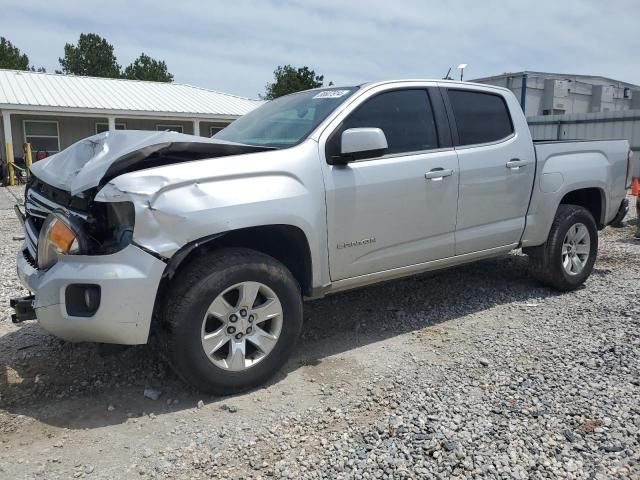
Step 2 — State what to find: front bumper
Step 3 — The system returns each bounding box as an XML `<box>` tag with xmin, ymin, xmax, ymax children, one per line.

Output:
<box><xmin>15</xmin><ymin>244</ymin><xmax>166</xmax><ymax>345</ymax></box>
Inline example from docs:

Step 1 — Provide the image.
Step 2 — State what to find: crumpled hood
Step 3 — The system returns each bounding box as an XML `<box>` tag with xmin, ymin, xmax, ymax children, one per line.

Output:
<box><xmin>30</xmin><ymin>130</ymin><xmax>270</xmax><ymax>195</ymax></box>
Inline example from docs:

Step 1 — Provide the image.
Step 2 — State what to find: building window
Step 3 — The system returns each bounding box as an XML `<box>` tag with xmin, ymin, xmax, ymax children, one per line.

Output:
<box><xmin>156</xmin><ymin>124</ymin><xmax>184</xmax><ymax>133</ymax></box>
<box><xmin>210</xmin><ymin>123</ymin><xmax>230</xmax><ymax>136</ymax></box>
<box><xmin>96</xmin><ymin>122</ymin><xmax>126</xmax><ymax>134</ymax></box>
<box><xmin>23</xmin><ymin>120</ymin><xmax>60</xmax><ymax>153</ymax></box>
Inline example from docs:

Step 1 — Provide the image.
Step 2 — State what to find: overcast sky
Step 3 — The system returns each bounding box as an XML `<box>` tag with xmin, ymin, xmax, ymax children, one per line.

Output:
<box><xmin>2</xmin><ymin>0</ymin><xmax>639</xmax><ymax>98</ymax></box>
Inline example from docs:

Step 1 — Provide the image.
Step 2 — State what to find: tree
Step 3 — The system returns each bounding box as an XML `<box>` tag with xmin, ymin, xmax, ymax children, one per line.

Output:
<box><xmin>58</xmin><ymin>33</ymin><xmax>120</xmax><ymax>78</ymax></box>
<box><xmin>123</xmin><ymin>53</ymin><xmax>174</xmax><ymax>82</ymax></box>
<box><xmin>0</xmin><ymin>37</ymin><xmax>29</xmax><ymax>70</ymax></box>
<box><xmin>0</xmin><ymin>37</ymin><xmax>45</xmax><ymax>72</ymax></box>
<box><xmin>262</xmin><ymin>65</ymin><xmax>327</xmax><ymax>100</ymax></box>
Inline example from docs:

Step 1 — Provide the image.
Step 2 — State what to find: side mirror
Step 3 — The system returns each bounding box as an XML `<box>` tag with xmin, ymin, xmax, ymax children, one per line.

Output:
<box><xmin>335</xmin><ymin>128</ymin><xmax>388</xmax><ymax>163</ymax></box>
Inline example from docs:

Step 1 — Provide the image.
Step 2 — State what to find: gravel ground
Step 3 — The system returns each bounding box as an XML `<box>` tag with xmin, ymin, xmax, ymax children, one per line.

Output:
<box><xmin>0</xmin><ymin>185</ymin><xmax>638</xmax><ymax>480</ymax></box>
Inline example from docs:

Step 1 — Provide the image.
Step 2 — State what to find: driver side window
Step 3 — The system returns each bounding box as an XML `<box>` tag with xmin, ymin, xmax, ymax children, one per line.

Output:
<box><xmin>330</xmin><ymin>89</ymin><xmax>439</xmax><ymax>160</ymax></box>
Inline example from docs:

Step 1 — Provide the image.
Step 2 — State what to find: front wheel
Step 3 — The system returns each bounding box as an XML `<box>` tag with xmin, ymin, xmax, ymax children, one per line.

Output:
<box><xmin>162</xmin><ymin>248</ymin><xmax>303</xmax><ymax>395</ymax></box>
<box><xmin>527</xmin><ymin>204</ymin><xmax>598</xmax><ymax>291</ymax></box>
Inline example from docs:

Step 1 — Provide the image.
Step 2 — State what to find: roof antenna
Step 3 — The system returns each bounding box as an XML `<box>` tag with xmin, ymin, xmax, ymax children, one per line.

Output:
<box><xmin>443</xmin><ymin>67</ymin><xmax>453</xmax><ymax>80</ymax></box>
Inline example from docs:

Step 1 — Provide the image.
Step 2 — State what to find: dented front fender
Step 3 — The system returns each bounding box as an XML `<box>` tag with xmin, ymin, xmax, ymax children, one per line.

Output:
<box><xmin>94</xmin><ymin>142</ymin><xmax>328</xmax><ymax>290</ymax></box>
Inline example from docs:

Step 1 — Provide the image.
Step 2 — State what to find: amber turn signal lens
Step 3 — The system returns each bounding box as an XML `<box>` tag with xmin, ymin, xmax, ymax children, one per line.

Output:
<box><xmin>49</xmin><ymin>220</ymin><xmax>76</xmax><ymax>253</ymax></box>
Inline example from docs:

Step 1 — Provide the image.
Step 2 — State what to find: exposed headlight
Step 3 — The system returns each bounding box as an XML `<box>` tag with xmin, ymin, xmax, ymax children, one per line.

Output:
<box><xmin>37</xmin><ymin>212</ymin><xmax>87</xmax><ymax>270</ymax></box>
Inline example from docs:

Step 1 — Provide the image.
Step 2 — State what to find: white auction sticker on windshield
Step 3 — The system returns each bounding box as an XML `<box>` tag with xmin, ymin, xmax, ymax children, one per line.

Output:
<box><xmin>313</xmin><ymin>90</ymin><xmax>350</xmax><ymax>99</ymax></box>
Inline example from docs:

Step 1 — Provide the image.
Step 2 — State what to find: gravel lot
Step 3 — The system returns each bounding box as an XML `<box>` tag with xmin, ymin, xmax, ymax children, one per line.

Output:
<box><xmin>0</xmin><ymin>185</ymin><xmax>638</xmax><ymax>480</ymax></box>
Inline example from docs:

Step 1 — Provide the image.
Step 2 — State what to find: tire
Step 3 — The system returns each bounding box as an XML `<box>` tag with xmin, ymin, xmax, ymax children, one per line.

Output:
<box><xmin>161</xmin><ymin>248</ymin><xmax>303</xmax><ymax>395</ymax></box>
<box><xmin>527</xmin><ymin>204</ymin><xmax>598</xmax><ymax>291</ymax></box>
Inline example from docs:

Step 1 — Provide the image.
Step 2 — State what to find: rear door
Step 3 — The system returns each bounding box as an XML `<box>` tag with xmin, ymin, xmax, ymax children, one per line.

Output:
<box><xmin>320</xmin><ymin>86</ymin><xmax>460</xmax><ymax>281</ymax></box>
<box><xmin>442</xmin><ymin>86</ymin><xmax>536</xmax><ymax>255</ymax></box>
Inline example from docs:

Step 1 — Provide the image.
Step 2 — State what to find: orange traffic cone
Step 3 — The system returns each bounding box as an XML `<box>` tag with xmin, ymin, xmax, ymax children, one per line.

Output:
<box><xmin>632</xmin><ymin>177</ymin><xmax>639</xmax><ymax>196</ymax></box>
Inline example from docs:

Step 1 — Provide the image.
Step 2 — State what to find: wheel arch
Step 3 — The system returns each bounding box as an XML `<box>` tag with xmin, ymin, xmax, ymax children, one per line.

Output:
<box><xmin>152</xmin><ymin>224</ymin><xmax>313</xmax><ymax>323</ymax></box>
<box><xmin>558</xmin><ymin>187</ymin><xmax>606</xmax><ymax>228</ymax></box>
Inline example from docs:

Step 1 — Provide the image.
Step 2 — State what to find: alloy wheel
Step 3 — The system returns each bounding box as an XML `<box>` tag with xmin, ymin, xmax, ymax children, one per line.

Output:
<box><xmin>200</xmin><ymin>281</ymin><xmax>283</xmax><ymax>371</ymax></box>
<box><xmin>561</xmin><ymin>222</ymin><xmax>590</xmax><ymax>276</ymax></box>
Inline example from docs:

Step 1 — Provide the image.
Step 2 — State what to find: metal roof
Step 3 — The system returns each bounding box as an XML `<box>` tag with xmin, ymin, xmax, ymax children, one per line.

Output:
<box><xmin>0</xmin><ymin>69</ymin><xmax>263</xmax><ymax>118</ymax></box>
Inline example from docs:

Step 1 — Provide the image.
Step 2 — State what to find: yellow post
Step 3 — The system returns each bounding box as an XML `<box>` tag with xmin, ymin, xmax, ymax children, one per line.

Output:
<box><xmin>24</xmin><ymin>143</ymin><xmax>32</xmax><ymax>180</ymax></box>
<box><xmin>6</xmin><ymin>143</ymin><xmax>14</xmax><ymax>186</ymax></box>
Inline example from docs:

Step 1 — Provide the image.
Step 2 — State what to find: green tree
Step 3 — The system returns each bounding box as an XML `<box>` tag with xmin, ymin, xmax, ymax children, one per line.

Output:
<box><xmin>123</xmin><ymin>53</ymin><xmax>174</xmax><ymax>82</ymax></box>
<box><xmin>0</xmin><ymin>37</ymin><xmax>29</xmax><ymax>70</ymax></box>
<box><xmin>58</xmin><ymin>33</ymin><xmax>120</xmax><ymax>78</ymax></box>
<box><xmin>0</xmin><ymin>37</ymin><xmax>45</xmax><ymax>72</ymax></box>
<box><xmin>262</xmin><ymin>65</ymin><xmax>328</xmax><ymax>99</ymax></box>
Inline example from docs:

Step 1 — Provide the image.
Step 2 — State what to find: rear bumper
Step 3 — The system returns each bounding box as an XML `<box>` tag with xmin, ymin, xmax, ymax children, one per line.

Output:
<box><xmin>15</xmin><ymin>244</ymin><xmax>166</xmax><ymax>345</ymax></box>
<box><xmin>608</xmin><ymin>198</ymin><xmax>629</xmax><ymax>227</ymax></box>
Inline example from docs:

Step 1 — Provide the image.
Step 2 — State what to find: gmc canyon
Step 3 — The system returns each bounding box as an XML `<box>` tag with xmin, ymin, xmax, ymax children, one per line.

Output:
<box><xmin>11</xmin><ymin>80</ymin><xmax>632</xmax><ymax>394</ymax></box>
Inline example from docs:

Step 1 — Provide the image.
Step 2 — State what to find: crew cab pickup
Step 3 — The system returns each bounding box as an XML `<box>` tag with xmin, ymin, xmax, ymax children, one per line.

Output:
<box><xmin>11</xmin><ymin>80</ymin><xmax>632</xmax><ymax>393</ymax></box>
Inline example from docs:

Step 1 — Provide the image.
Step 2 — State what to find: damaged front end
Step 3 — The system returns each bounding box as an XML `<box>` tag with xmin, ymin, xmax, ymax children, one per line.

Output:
<box><xmin>10</xmin><ymin>130</ymin><xmax>275</xmax><ymax>344</ymax></box>
<box><xmin>21</xmin><ymin>130</ymin><xmax>273</xmax><ymax>267</ymax></box>
<box><xmin>23</xmin><ymin>177</ymin><xmax>136</xmax><ymax>269</ymax></box>
<box><xmin>11</xmin><ymin>173</ymin><xmax>168</xmax><ymax>343</ymax></box>
<box><xmin>11</xmin><ymin>176</ymin><xmax>144</xmax><ymax>331</ymax></box>
<box><xmin>24</xmin><ymin>177</ymin><xmax>135</xmax><ymax>270</ymax></box>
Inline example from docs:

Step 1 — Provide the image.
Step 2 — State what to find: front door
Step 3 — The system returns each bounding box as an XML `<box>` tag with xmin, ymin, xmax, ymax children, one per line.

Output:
<box><xmin>321</xmin><ymin>88</ymin><xmax>460</xmax><ymax>281</ymax></box>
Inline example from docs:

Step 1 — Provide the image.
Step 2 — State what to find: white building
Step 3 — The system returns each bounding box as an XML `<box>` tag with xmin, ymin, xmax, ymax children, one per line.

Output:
<box><xmin>472</xmin><ymin>71</ymin><xmax>640</xmax><ymax>117</ymax></box>
<box><xmin>0</xmin><ymin>69</ymin><xmax>262</xmax><ymax>173</ymax></box>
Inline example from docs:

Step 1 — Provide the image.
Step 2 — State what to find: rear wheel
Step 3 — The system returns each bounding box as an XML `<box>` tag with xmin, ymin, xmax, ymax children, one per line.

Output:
<box><xmin>527</xmin><ymin>204</ymin><xmax>598</xmax><ymax>291</ymax></box>
<box><xmin>162</xmin><ymin>248</ymin><xmax>303</xmax><ymax>395</ymax></box>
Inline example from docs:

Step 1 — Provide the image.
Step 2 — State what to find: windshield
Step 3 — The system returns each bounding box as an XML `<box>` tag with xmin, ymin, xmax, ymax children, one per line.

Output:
<box><xmin>213</xmin><ymin>86</ymin><xmax>359</xmax><ymax>148</ymax></box>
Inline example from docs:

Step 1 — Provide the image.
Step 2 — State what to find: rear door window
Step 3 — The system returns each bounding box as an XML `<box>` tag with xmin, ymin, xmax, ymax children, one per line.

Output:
<box><xmin>448</xmin><ymin>90</ymin><xmax>513</xmax><ymax>146</ymax></box>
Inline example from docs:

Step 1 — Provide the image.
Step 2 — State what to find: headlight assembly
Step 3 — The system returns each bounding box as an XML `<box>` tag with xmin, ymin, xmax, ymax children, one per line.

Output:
<box><xmin>37</xmin><ymin>211</ymin><xmax>88</xmax><ymax>270</ymax></box>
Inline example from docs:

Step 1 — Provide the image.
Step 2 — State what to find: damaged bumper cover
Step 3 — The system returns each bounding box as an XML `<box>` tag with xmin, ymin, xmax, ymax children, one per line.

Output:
<box><xmin>15</xmin><ymin>244</ymin><xmax>166</xmax><ymax>344</ymax></box>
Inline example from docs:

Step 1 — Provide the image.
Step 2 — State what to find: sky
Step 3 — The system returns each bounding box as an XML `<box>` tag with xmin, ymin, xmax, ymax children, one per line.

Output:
<box><xmin>1</xmin><ymin>0</ymin><xmax>640</xmax><ymax>99</ymax></box>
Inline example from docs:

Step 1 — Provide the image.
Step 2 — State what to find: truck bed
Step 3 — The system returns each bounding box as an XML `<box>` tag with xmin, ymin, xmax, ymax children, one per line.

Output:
<box><xmin>520</xmin><ymin>138</ymin><xmax>630</xmax><ymax>247</ymax></box>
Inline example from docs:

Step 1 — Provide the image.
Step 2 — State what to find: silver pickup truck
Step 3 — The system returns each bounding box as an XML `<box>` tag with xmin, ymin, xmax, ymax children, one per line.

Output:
<box><xmin>11</xmin><ymin>80</ymin><xmax>632</xmax><ymax>394</ymax></box>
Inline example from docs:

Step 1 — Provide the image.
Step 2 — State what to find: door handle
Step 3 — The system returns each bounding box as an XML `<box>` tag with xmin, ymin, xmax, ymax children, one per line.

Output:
<box><xmin>424</xmin><ymin>168</ymin><xmax>454</xmax><ymax>181</ymax></box>
<box><xmin>506</xmin><ymin>159</ymin><xmax>529</xmax><ymax>170</ymax></box>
